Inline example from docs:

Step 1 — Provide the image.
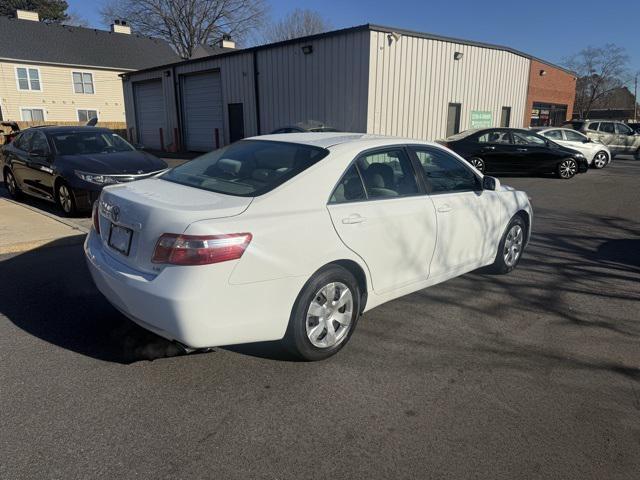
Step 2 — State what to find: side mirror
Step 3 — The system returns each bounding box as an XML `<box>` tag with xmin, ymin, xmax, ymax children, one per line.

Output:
<box><xmin>583</xmin><ymin>138</ymin><xmax>591</xmax><ymax>143</ymax></box>
<box><xmin>482</xmin><ymin>176</ymin><xmax>500</xmax><ymax>191</ymax></box>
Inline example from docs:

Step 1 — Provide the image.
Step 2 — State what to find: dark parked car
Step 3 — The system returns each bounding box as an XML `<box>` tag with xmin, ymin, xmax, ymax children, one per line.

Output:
<box><xmin>1</xmin><ymin>126</ymin><xmax>168</xmax><ymax>215</ymax></box>
<box><xmin>270</xmin><ymin>123</ymin><xmax>340</xmax><ymax>134</ymax></box>
<box><xmin>440</xmin><ymin>128</ymin><xmax>589</xmax><ymax>179</ymax></box>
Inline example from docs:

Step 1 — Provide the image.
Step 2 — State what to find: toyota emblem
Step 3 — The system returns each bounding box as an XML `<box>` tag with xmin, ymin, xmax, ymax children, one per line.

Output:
<box><xmin>111</xmin><ymin>206</ymin><xmax>120</xmax><ymax>222</ymax></box>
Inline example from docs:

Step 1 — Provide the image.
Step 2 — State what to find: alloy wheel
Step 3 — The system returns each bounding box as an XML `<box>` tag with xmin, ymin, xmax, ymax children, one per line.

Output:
<box><xmin>593</xmin><ymin>152</ymin><xmax>608</xmax><ymax>169</ymax></box>
<box><xmin>559</xmin><ymin>159</ymin><xmax>577</xmax><ymax>179</ymax></box>
<box><xmin>503</xmin><ymin>224</ymin><xmax>524</xmax><ymax>267</ymax></box>
<box><xmin>58</xmin><ymin>185</ymin><xmax>72</xmax><ymax>213</ymax></box>
<box><xmin>306</xmin><ymin>282</ymin><xmax>353</xmax><ymax>349</ymax></box>
<box><xmin>6</xmin><ymin>171</ymin><xmax>17</xmax><ymax>195</ymax></box>
<box><xmin>470</xmin><ymin>158</ymin><xmax>485</xmax><ymax>172</ymax></box>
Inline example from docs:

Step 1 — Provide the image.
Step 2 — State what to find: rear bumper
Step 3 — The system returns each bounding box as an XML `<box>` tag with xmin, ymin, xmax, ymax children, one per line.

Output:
<box><xmin>84</xmin><ymin>230</ymin><xmax>302</xmax><ymax>348</ymax></box>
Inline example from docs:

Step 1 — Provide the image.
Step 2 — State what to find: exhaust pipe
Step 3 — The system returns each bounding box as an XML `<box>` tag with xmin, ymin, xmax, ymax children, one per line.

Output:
<box><xmin>173</xmin><ymin>341</ymin><xmax>213</xmax><ymax>355</ymax></box>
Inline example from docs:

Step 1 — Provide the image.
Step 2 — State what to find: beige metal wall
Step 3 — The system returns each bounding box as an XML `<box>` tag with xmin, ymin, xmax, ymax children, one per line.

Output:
<box><xmin>0</xmin><ymin>61</ymin><xmax>127</xmax><ymax>122</ymax></box>
<box><xmin>255</xmin><ymin>29</ymin><xmax>370</xmax><ymax>133</ymax></box>
<box><xmin>366</xmin><ymin>30</ymin><xmax>531</xmax><ymax>140</ymax></box>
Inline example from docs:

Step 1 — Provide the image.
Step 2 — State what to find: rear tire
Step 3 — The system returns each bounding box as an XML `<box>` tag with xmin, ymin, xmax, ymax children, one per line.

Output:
<box><xmin>489</xmin><ymin>215</ymin><xmax>526</xmax><ymax>274</ymax></box>
<box><xmin>469</xmin><ymin>157</ymin><xmax>485</xmax><ymax>173</ymax></box>
<box><xmin>592</xmin><ymin>151</ymin><xmax>609</xmax><ymax>169</ymax></box>
<box><xmin>3</xmin><ymin>168</ymin><xmax>21</xmax><ymax>199</ymax></box>
<box><xmin>56</xmin><ymin>181</ymin><xmax>77</xmax><ymax>216</ymax></box>
<box><xmin>284</xmin><ymin>265</ymin><xmax>361</xmax><ymax>361</ymax></box>
<box><xmin>557</xmin><ymin>158</ymin><xmax>577</xmax><ymax>179</ymax></box>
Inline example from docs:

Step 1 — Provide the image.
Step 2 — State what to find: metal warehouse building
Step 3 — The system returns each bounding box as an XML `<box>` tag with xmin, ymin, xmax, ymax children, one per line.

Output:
<box><xmin>122</xmin><ymin>24</ymin><xmax>576</xmax><ymax>152</ymax></box>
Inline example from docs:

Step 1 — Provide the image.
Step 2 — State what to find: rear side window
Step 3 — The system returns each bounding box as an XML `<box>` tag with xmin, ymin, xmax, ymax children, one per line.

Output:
<box><xmin>13</xmin><ymin>131</ymin><xmax>34</xmax><ymax>151</ymax></box>
<box><xmin>477</xmin><ymin>131</ymin><xmax>511</xmax><ymax>144</ymax></box>
<box><xmin>357</xmin><ymin>149</ymin><xmax>419</xmax><ymax>198</ymax></box>
<box><xmin>544</xmin><ymin>130</ymin><xmax>563</xmax><ymax>140</ymax></box>
<box><xmin>599</xmin><ymin>123</ymin><xmax>615</xmax><ymax>134</ymax></box>
<box><xmin>564</xmin><ymin>130</ymin><xmax>586</xmax><ymax>142</ymax></box>
<box><xmin>412</xmin><ymin>147</ymin><xmax>480</xmax><ymax>194</ymax></box>
<box><xmin>586</xmin><ymin>122</ymin><xmax>599</xmax><ymax>131</ymax></box>
<box><xmin>615</xmin><ymin>123</ymin><xmax>633</xmax><ymax>135</ymax></box>
<box><xmin>162</xmin><ymin>140</ymin><xmax>328</xmax><ymax>197</ymax></box>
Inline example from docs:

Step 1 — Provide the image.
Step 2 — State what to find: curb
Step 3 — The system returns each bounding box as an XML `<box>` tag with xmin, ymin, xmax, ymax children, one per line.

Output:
<box><xmin>0</xmin><ymin>233</ymin><xmax>86</xmax><ymax>255</ymax></box>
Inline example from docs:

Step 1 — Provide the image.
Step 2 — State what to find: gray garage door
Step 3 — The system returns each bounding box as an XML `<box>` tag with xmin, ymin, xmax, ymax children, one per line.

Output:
<box><xmin>181</xmin><ymin>71</ymin><xmax>223</xmax><ymax>152</ymax></box>
<box><xmin>134</xmin><ymin>80</ymin><xmax>165</xmax><ymax>150</ymax></box>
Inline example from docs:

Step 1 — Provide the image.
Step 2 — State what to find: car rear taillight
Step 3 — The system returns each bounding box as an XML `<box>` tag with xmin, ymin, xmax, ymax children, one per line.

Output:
<box><xmin>152</xmin><ymin>233</ymin><xmax>252</xmax><ymax>266</ymax></box>
<box><xmin>92</xmin><ymin>201</ymin><xmax>100</xmax><ymax>234</ymax></box>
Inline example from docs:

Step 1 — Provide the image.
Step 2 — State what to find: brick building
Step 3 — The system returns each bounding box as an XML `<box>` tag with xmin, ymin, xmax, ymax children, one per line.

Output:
<box><xmin>525</xmin><ymin>59</ymin><xmax>577</xmax><ymax>127</ymax></box>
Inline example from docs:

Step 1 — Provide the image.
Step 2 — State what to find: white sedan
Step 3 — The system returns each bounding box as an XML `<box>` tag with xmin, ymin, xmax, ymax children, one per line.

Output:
<box><xmin>533</xmin><ymin>127</ymin><xmax>611</xmax><ymax>169</ymax></box>
<box><xmin>85</xmin><ymin>133</ymin><xmax>532</xmax><ymax>361</ymax></box>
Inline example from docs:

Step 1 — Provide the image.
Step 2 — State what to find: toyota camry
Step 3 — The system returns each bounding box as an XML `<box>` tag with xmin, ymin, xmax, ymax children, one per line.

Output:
<box><xmin>85</xmin><ymin>133</ymin><xmax>532</xmax><ymax>361</ymax></box>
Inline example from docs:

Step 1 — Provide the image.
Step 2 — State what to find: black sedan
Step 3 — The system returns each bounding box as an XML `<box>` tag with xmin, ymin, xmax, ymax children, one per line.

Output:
<box><xmin>1</xmin><ymin>126</ymin><xmax>167</xmax><ymax>215</ymax></box>
<box><xmin>440</xmin><ymin>128</ymin><xmax>589</xmax><ymax>179</ymax></box>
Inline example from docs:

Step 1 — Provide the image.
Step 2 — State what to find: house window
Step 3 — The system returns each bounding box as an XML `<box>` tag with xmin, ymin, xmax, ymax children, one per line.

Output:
<box><xmin>16</xmin><ymin>67</ymin><xmax>41</xmax><ymax>91</ymax></box>
<box><xmin>21</xmin><ymin>108</ymin><xmax>45</xmax><ymax>122</ymax></box>
<box><xmin>77</xmin><ymin>109</ymin><xmax>98</xmax><ymax>122</ymax></box>
<box><xmin>73</xmin><ymin>72</ymin><xmax>94</xmax><ymax>94</ymax></box>
<box><xmin>500</xmin><ymin>107</ymin><xmax>511</xmax><ymax>127</ymax></box>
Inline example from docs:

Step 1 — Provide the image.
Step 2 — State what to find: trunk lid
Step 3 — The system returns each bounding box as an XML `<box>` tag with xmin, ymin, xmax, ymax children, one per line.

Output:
<box><xmin>97</xmin><ymin>178</ymin><xmax>252</xmax><ymax>273</ymax></box>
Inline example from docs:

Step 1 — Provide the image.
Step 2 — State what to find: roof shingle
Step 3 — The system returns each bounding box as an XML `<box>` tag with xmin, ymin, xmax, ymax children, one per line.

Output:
<box><xmin>0</xmin><ymin>16</ymin><xmax>180</xmax><ymax>70</ymax></box>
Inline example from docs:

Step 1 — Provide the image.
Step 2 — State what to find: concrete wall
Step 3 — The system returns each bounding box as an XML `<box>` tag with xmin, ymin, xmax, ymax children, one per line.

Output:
<box><xmin>525</xmin><ymin>59</ymin><xmax>576</xmax><ymax>125</ymax></box>
<box><xmin>366</xmin><ymin>30</ymin><xmax>531</xmax><ymax>140</ymax></box>
<box><xmin>0</xmin><ymin>61</ymin><xmax>126</xmax><ymax>122</ymax></box>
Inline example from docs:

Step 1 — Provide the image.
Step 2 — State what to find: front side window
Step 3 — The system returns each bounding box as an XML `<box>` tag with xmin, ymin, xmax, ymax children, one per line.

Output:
<box><xmin>330</xmin><ymin>164</ymin><xmax>366</xmax><ymax>203</ymax></box>
<box><xmin>21</xmin><ymin>108</ymin><xmax>45</xmax><ymax>122</ymax></box>
<box><xmin>29</xmin><ymin>131</ymin><xmax>50</xmax><ymax>154</ymax></box>
<box><xmin>586</xmin><ymin>122</ymin><xmax>599</xmax><ymax>131</ymax></box>
<box><xmin>477</xmin><ymin>130</ymin><xmax>511</xmax><ymax>144</ymax></box>
<box><xmin>356</xmin><ymin>149</ymin><xmax>419</xmax><ymax>198</ymax></box>
<box><xmin>162</xmin><ymin>140</ymin><xmax>328</xmax><ymax>197</ymax></box>
<box><xmin>544</xmin><ymin>130</ymin><xmax>563</xmax><ymax>140</ymax></box>
<box><xmin>51</xmin><ymin>131</ymin><xmax>135</xmax><ymax>155</ymax></box>
<box><xmin>615</xmin><ymin>123</ymin><xmax>633</xmax><ymax>135</ymax></box>
<box><xmin>16</xmin><ymin>67</ymin><xmax>41</xmax><ymax>91</ymax></box>
<box><xmin>77</xmin><ymin>109</ymin><xmax>98</xmax><ymax>122</ymax></box>
<box><xmin>564</xmin><ymin>130</ymin><xmax>586</xmax><ymax>142</ymax></box>
<box><xmin>73</xmin><ymin>72</ymin><xmax>94</xmax><ymax>94</ymax></box>
<box><xmin>412</xmin><ymin>147</ymin><xmax>479</xmax><ymax>194</ymax></box>
<box><xmin>512</xmin><ymin>132</ymin><xmax>547</xmax><ymax>146</ymax></box>
<box><xmin>599</xmin><ymin>123</ymin><xmax>615</xmax><ymax>134</ymax></box>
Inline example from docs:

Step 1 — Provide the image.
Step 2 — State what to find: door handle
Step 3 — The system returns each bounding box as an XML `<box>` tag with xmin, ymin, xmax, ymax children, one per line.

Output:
<box><xmin>341</xmin><ymin>214</ymin><xmax>366</xmax><ymax>224</ymax></box>
<box><xmin>481</xmin><ymin>146</ymin><xmax>496</xmax><ymax>150</ymax></box>
<box><xmin>437</xmin><ymin>204</ymin><xmax>452</xmax><ymax>213</ymax></box>
<box><xmin>517</xmin><ymin>148</ymin><xmax>528</xmax><ymax>152</ymax></box>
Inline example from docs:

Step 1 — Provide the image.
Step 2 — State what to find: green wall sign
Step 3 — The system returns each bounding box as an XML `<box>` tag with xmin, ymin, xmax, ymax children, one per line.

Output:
<box><xmin>470</xmin><ymin>111</ymin><xmax>493</xmax><ymax>128</ymax></box>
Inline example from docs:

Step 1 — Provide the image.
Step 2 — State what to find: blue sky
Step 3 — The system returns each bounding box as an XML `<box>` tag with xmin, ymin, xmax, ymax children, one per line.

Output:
<box><xmin>69</xmin><ymin>0</ymin><xmax>640</xmax><ymax>77</ymax></box>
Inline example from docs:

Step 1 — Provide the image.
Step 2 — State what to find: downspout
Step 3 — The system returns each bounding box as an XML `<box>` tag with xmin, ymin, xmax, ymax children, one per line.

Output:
<box><xmin>253</xmin><ymin>50</ymin><xmax>261</xmax><ymax>135</ymax></box>
<box><xmin>172</xmin><ymin>65</ymin><xmax>183</xmax><ymax>150</ymax></box>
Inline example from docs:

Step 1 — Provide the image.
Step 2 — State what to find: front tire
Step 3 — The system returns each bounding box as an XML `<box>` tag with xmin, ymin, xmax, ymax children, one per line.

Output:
<box><xmin>557</xmin><ymin>158</ymin><xmax>577</xmax><ymax>179</ymax></box>
<box><xmin>592</xmin><ymin>151</ymin><xmax>609</xmax><ymax>169</ymax></box>
<box><xmin>489</xmin><ymin>216</ymin><xmax>526</xmax><ymax>274</ymax></box>
<box><xmin>4</xmin><ymin>169</ymin><xmax>21</xmax><ymax>199</ymax></box>
<box><xmin>56</xmin><ymin>181</ymin><xmax>77</xmax><ymax>216</ymax></box>
<box><xmin>469</xmin><ymin>157</ymin><xmax>485</xmax><ymax>173</ymax></box>
<box><xmin>284</xmin><ymin>265</ymin><xmax>361</xmax><ymax>361</ymax></box>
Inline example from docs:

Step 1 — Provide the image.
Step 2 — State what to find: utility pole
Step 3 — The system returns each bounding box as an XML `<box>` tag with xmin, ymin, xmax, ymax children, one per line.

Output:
<box><xmin>634</xmin><ymin>73</ymin><xmax>638</xmax><ymax>122</ymax></box>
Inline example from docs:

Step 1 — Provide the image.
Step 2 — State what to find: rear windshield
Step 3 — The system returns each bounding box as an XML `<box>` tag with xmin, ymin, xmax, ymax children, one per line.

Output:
<box><xmin>161</xmin><ymin>140</ymin><xmax>329</xmax><ymax>197</ymax></box>
<box><xmin>446</xmin><ymin>129</ymin><xmax>481</xmax><ymax>141</ymax></box>
<box><xmin>52</xmin><ymin>131</ymin><xmax>135</xmax><ymax>155</ymax></box>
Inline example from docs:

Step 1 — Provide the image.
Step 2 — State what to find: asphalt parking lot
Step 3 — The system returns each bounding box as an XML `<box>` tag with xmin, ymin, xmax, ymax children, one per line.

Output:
<box><xmin>1</xmin><ymin>158</ymin><xmax>639</xmax><ymax>479</ymax></box>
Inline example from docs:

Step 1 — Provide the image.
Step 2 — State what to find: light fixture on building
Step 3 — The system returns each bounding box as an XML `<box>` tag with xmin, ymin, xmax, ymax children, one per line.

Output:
<box><xmin>454</xmin><ymin>52</ymin><xmax>464</xmax><ymax>60</ymax></box>
<box><xmin>539</xmin><ymin>69</ymin><xmax>547</xmax><ymax>76</ymax></box>
<box><xmin>301</xmin><ymin>45</ymin><xmax>313</xmax><ymax>55</ymax></box>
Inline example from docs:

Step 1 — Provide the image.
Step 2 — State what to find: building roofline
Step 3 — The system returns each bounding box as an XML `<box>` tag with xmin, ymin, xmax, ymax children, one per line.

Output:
<box><xmin>0</xmin><ymin>56</ymin><xmax>137</xmax><ymax>72</ymax></box>
<box><xmin>122</xmin><ymin>23</ymin><xmax>576</xmax><ymax>78</ymax></box>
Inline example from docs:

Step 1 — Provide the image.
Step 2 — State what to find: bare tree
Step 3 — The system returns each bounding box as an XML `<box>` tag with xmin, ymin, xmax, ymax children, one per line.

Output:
<box><xmin>262</xmin><ymin>8</ymin><xmax>332</xmax><ymax>43</ymax></box>
<box><xmin>564</xmin><ymin>45</ymin><xmax>630</xmax><ymax>119</ymax></box>
<box><xmin>101</xmin><ymin>0</ymin><xmax>267</xmax><ymax>59</ymax></box>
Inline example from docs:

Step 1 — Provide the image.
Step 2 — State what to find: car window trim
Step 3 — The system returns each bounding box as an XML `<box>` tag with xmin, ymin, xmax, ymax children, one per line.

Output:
<box><xmin>327</xmin><ymin>145</ymin><xmax>426</xmax><ymax>205</ymax></box>
<box><xmin>406</xmin><ymin>144</ymin><xmax>483</xmax><ymax>196</ymax></box>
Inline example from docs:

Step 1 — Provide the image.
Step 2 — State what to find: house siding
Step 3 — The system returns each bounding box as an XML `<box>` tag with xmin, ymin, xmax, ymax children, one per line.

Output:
<box><xmin>0</xmin><ymin>61</ymin><xmax>126</xmax><ymax>123</ymax></box>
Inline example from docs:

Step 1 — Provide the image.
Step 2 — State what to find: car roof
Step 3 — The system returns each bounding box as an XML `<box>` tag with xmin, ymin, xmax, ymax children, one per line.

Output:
<box><xmin>21</xmin><ymin>126</ymin><xmax>113</xmax><ymax>135</ymax></box>
<box><xmin>248</xmin><ymin>132</ymin><xmax>443</xmax><ymax>149</ymax></box>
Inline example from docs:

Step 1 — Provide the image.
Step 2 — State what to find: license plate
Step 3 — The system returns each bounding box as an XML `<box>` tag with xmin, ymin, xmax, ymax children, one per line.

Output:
<box><xmin>108</xmin><ymin>223</ymin><xmax>133</xmax><ymax>256</ymax></box>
